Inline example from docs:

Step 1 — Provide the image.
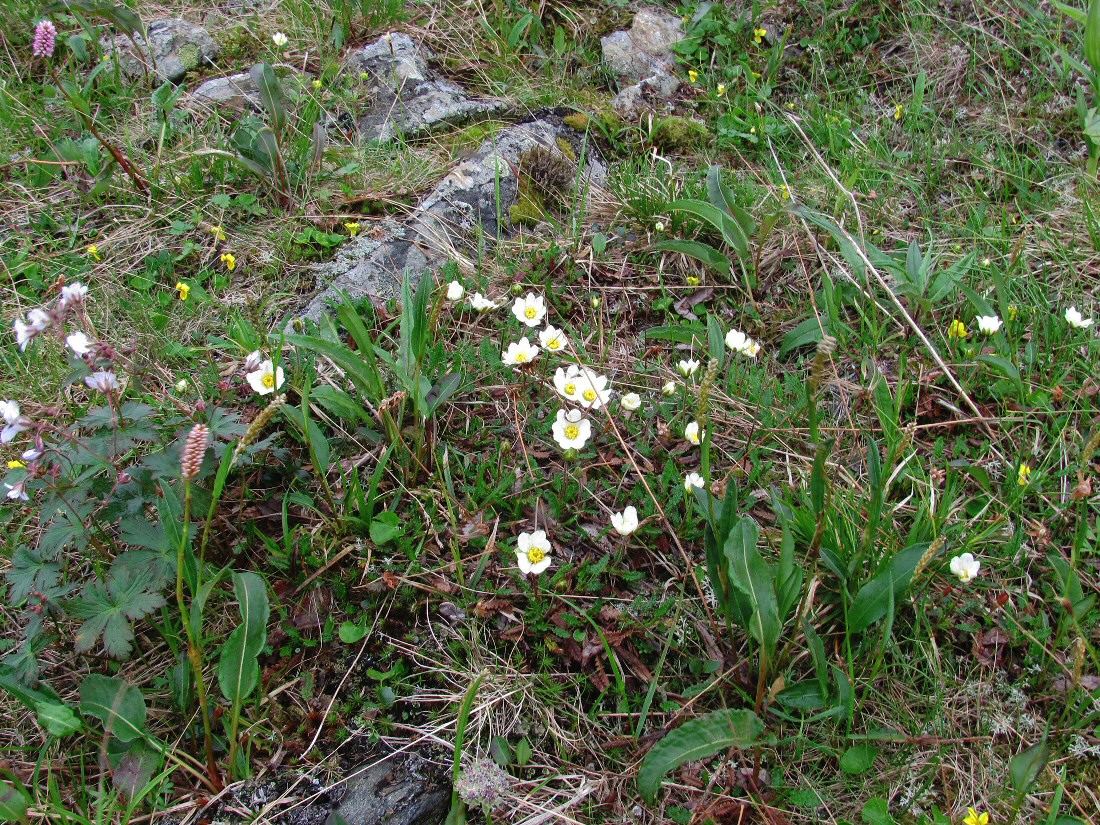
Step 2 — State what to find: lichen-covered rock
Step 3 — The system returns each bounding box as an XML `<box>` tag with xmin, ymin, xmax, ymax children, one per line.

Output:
<box><xmin>611</xmin><ymin>72</ymin><xmax>681</xmax><ymax>119</ymax></box>
<box><xmin>185</xmin><ymin>65</ymin><xmax>307</xmax><ymax>114</ymax></box>
<box><xmin>600</xmin><ymin>8</ymin><xmax>684</xmax><ymax>83</ymax></box>
<box><xmin>324</xmin><ymin>751</ymin><xmax>450</xmax><ymax>825</ymax></box>
<box><xmin>299</xmin><ymin>118</ymin><xmax>606</xmax><ymax>321</ymax></box>
<box><xmin>344</xmin><ymin>32</ymin><xmax>506</xmax><ymax>141</ymax></box>
<box><xmin>103</xmin><ymin>18</ymin><xmax>218</xmax><ymax>83</ymax></box>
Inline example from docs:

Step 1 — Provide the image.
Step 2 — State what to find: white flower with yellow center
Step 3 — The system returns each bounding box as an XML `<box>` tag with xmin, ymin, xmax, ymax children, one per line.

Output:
<box><xmin>512</xmin><ymin>292</ymin><xmax>547</xmax><ymax>327</ymax></box>
<box><xmin>469</xmin><ymin>292</ymin><xmax>498</xmax><ymax>311</ymax></box>
<box><xmin>975</xmin><ymin>315</ymin><xmax>1002</xmax><ymax>335</ymax></box>
<box><xmin>1065</xmin><ymin>306</ymin><xmax>1094</xmax><ymax>329</ymax></box>
<box><xmin>725</xmin><ymin>328</ymin><xmax>762</xmax><ymax>358</ymax></box>
<box><xmin>516</xmin><ymin>530</ymin><xmax>552</xmax><ymax>575</ymax></box>
<box><xmin>685</xmin><ymin>420</ymin><xmax>704</xmax><ymax>445</ymax></box>
<box><xmin>552</xmin><ymin>408</ymin><xmax>592</xmax><ymax>450</ymax></box>
<box><xmin>502</xmin><ymin>337</ymin><xmax>539</xmax><ymax>366</ymax></box>
<box><xmin>949</xmin><ymin>553</ymin><xmax>980</xmax><ymax>583</ymax></box>
<box><xmin>554</xmin><ymin>364</ymin><xmax>582</xmax><ymax>402</ymax></box>
<box><xmin>610</xmin><ymin>506</ymin><xmax>639</xmax><ymax>536</ymax></box>
<box><xmin>272</xmin><ymin>32</ymin><xmax>288</xmax><ymax>47</ymax></box>
<box><xmin>446</xmin><ymin>281</ymin><xmax>465</xmax><ymax>302</ymax></box>
<box><xmin>677</xmin><ymin>358</ymin><xmax>700</xmax><ymax>377</ymax></box>
<box><xmin>66</xmin><ymin>331</ymin><xmax>93</xmax><ymax>356</ymax></box>
<box><xmin>575</xmin><ymin>368</ymin><xmax>610</xmax><ymax>409</ymax></box>
<box><xmin>742</xmin><ymin>338</ymin><xmax>761</xmax><ymax>358</ymax></box>
<box><xmin>539</xmin><ymin>325</ymin><xmax>568</xmax><ymax>353</ymax></box>
<box><xmin>246</xmin><ymin>359</ymin><xmax>285</xmax><ymax>395</ymax></box>
<box><xmin>662</xmin><ymin>381</ymin><xmax>677</xmax><ymax>396</ymax></box>
<box><xmin>683</xmin><ymin>472</ymin><xmax>705</xmax><ymax>492</ymax></box>
<box><xmin>620</xmin><ymin>392</ymin><xmax>641</xmax><ymax>411</ymax></box>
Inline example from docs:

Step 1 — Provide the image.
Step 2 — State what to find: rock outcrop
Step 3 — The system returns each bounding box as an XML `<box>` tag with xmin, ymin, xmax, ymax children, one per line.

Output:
<box><xmin>600</xmin><ymin>8</ymin><xmax>684</xmax><ymax>119</ymax></box>
<box><xmin>103</xmin><ymin>18</ymin><xmax>219</xmax><ymax>83</ymax></box>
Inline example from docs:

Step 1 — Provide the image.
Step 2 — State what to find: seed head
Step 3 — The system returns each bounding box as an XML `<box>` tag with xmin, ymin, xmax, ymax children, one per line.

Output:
<box><xmin>181</xmin><ymin>423</ymin><xmax>209</xmax><ymax>480</ymax></box>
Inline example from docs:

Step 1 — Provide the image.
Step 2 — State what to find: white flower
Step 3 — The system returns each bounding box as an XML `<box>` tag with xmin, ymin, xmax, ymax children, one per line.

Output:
<box><xmin>554</xmin><ymin>365</ymin><xmax>582</xmax><ymax>401</ymax></box>
<box><xmin>60</xmin><ymin>282</ymin><xmax>88</xmax><ymax>307</ymax></box>
<box><xmin>512</xmin><ymin>292</ymin><xmax>547</xmax><ymax>327</ymax></box>
<box><xmin>516</xmin><ymin>530</ymin><xmax>552</xmax><ymax>575</ymax></box>
<box><xmin>14</xmin><ymin>308</ymin><xmax>49</xmax><ymax>351</ymax></box>
<box><xmin>502</xmin><ymin>337</ymin><xmax>539</xmax><ymax>366</ymax></box>
<box><xmin>552</xmin><ymin>408</ymin><xmax>592</xmax><ymax>450</ymax></box>
<box><xmin>66</xmin><ymin>331</ymin><xmax>93</xmax><ymax>355</ymax></box>
<box><xmin>539</xmin><ymin>325</ymin><xmax>568</xmax><ymax>353</ymax></box>
<box><xmin>13</xmin><ymin>319</ymin><xmax>34</xmax><ymax>351</ymax></box>
<box><xmin>725</xmin><ymin>328</ymin><xmax>762</xmax><ymax>358</ymax></box>
<box><xmin>662</xmin><ymin>381</ymin><xmax>677</xmax><ymax>396</ymax></box>
<box><xmin>21</xmin><ymin>447</ymin><xmax>41</xmax><ymax>462</ymax></box>
<box><xmin>683</xmin><ymin>472</ymin><xmax>705</xmax><ymax>492</ymax></box>
<box><xmin>2</xmin><ymin>400</ymin><xmax>27</xmax><ymax>444</ymax></box>
<box><xmin>27</xmin><ymin>308</ymin><xmax>50</xmax><ymax>331</ymax></box>
<box><xmin>243</xmin><ymin>350</ymin><xmax>264</xmax><ymax>372</ymax></box>
<box><xmin>446</xmin><ymin>281</ymin><xmax>465</xmax><ymax>301</ymax></box>
<box><xmin>175</xmin><ymin>379</ymin><xmax>189</xmax><ymax>392</ymax></box>
<box><xmin>574</xmin><ymin>368</ymin><xmax>610</xmax><ymax>409</ymax></box>
<box><xmin>469</xmin><ymin>292</ymin><xmax>498</xmax><ymax>311</ymax></box>
<box><xmin>5</xmin><ymin>481</ymin><xmax>28</xmax><ymax>502</ymax></box>
<box><xmin>272</xmin><ymin>32</ymin><xmax>288</xmax><ymax>47</ymax></box>
<box><xmin>610</xmin><ymin>505</ymin><xmax>639</xmax><ymax>536</ymax></box>
<box><xmin>685</xmin><ymin>420</ymin><xmax>704</xmax><ymax>445</ymax></box>
<box><xmin>84</xmin><ymin>370</ymin><xmax>119</xmax><ymax>394</ymax></box>
<box><xmin>677</xmin><ymin>358</ymin><xmax>700</xmax><ymax>377</ymax></box>
<box><xmin>1065</xmin><ymin>307</ymin><xmax>1094</xmax><ymax>329</ymax></box>
<box><xmin>246</xmin><ymin>359</ymin><xmax>285</xmax><ymax>395</ymax></box>
<box><xmin>975</xmin><ymin>315</ymin><xmax>1002</xmax><ymax>334</ymax></box>
<box><xmin>654</xmin><ymin>221</ymin><xmax>666</xmax><ymax>232</ymax></box>
<box><xmin>620</xmin><ymin>392</ymin><xmax>642</xmax><ymax>411</ymax></box>
<box><xmin>949</xmin><ymin>552</ymin><xmax>980</xmax><ymax>583</ymax></box>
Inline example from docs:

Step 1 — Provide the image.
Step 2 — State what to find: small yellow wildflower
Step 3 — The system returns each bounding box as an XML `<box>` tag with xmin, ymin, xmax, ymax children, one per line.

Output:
<box><xmin>688</xmin><ymin>69</ymin><xmax>698</xmax><ymax>83</ymax></box>
<box><xmin>1017</xmin><ymin>463</ymin><xmax>1032</xmax><ymax>487</ymax></box>
<box><xmin>894</xmin><ymin>103</ymin><xmax>904</xmax><ymax>121</ymax></box>
<box><xmin>209</xmin><ymin>225</ymin><xmax>227</xmax><ymax>242</ymax></box>
<box><xmin>6</xmin><ymin>460</ymin><xmax>25</xmax><ymax>470</ymax></box>
<box><xmin>780</xmin><ymin>183</ymin><xmax>791</xmax><ymax>201</ymax></box>
<box><xmin>753</xmin><ymin>27</ymin><xmax>767</xmax><ymax>44</ymax></box>
<box><xmin>312</xmin><ymin>79</ymin><xmax>323</xmax><ymax>90</ymax></box>
<box><xmin>750</xmin><ymin>126</ymin><xmax>757</xmax><ymax>134</ymax></box>
<box><xmin>86</xmin><ymin>244</ymin><xmax>101</xmax><ymax>262</ymax></box>
<box><xmin>175</xmin><ymin>281</ymin><xmax>191</xmax><ymax>301</ymax></box>
<box><xmin>344</xmin><ymin>221</ymin><xmax>361</xmax><ymax>236</ymax></box>
<box><xmin>947</xmin><ymin>319</ymin><xmax>968</xmax><ymax>339</ymax></box>
<box><xmin>686</xmin><ymin>275</ymin><xmax>701</xmax><ymax>286</ymax></box>
<box><xmin>963</xmin><ymin>808</ymin><xmax>990</xmax><ymax>825</ymax></box>
<box><xmin>716</xmin><ymin>83</ymin><xmax>726</xmax><ymax>96</ymax></box>
<box><xmin>1006</xmin><ymin>304</ymin><xmax>1018</xmax><ymax>322</ymax></box>
<box><xmin>220</xmin><ymin>252</ymin><xmax>237</xmax><ymax>271</ymax></box>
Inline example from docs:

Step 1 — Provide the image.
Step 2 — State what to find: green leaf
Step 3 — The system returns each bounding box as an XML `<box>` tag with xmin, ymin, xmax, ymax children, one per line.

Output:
<box><xmin>1009</xmin><ymin>741</ymin><xmax>1049</xmax><ymax>793</ymax></box>
<box><xmin>36</xmin><ymin>701</ymin><xmax>83</xmax><ymax>737</ymax></box>
<box><xmin>653</xmin><ymin>239</ymin><xmax>731</xmax><ymax>275</ymax></box>
<box><xmin>779</xmin><ymin>316</ymin><xmax>827</xmax><ymax>357</ymax></box>
<box><xmin>251</xmin><ymin>63</ymin><xmax>286</xmax><ymax>137</ymax></box>
<box><xmin>643</xmin><ymin>322</ymin><xmax>707</xmax><ymax>345</ymax></box>
<box><xmin>370</xmin><ymin>511</ymin><xmax>404</xmax><ymax>545</ymax></box>
<box><xmin>514</xmin><ymin>737</ymin><xmax>532</xmax><ymax>767</ymax></box>
<box><xmin>288</xmin><ymin>333</ymin><xmax>385</xmax><ymax>403</ymax></box>
<box><xmin>723</xmin><ymin>517</ymin><xmax>780</xmax><ymax>656</ymax></box>
<box><xmin>69</xmin><ymin>570</ymin><xmax>166</xmax><ymax>659</ymax></box>
<box><xmin>840</xmin><ymin>744</ymin><xmax>878</xmax><ymax>775</ymax></box>
<box><xmin>0</xmin><ymin>781</ymin><xmax>28</xmax><ymax>823</ymax></box>
<box><xmin>667</xmin><ymin>198</ymin><xmax>748</xmax><ymax>256</ymax></box>
<box><xmin>217</xmin><ymin>572</ymin><xmax>270</xmax><ymax>706</ymax></box>
<box><xmin>637</xmin><ymin>709</ymin><xmax>763</xmax><ymax>803</ymax></box>
<box><xmin>79</xmin><ymin>674</ymin><xmax>148</xmax><ymax>743</ymax></box>
<box><xmin>339</xmin><ymin>621</ymin><xmax>369</xmax><ymax>644</ymax></box>
<box><xmin>861</xmin><ymin>797</ymin><xmax>896</xmax><ymax>825</ymax></box>
<box><xmin>847</xmin><ymin>543</ymin><xmax>929</xmax><ymax>634</ymax></box>
<box><xmin>977</xmin><ymin>354</ymin><xmax>1021</xmax><ymax>383</ymax></box>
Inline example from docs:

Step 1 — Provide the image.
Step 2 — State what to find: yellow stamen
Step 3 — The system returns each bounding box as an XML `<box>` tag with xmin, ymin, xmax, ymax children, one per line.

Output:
<box><xmin>262</xmin><ymin>373</ymin><xmax>275</xmax><ymax>388</ymax></box>
<box><xmin>527</xmin><ymin>547</ymin><xmax>546</xmax><ymax>564</ymax></box>
<box><xmin>564</xmin><ymin>424</ymin><xmax>580</xmax><ymax>440</ymax></box>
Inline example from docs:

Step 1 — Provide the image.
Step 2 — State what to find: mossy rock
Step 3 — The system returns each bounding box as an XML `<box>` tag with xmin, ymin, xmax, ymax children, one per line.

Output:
<box><xmin>508</xmin><ymin>187</ymin><xmax>551</xmax><ymax>227</ymax></box>
<box><xmin>650</xmin><ymin>116</ymin><xmax>712</xmax><ymax>152</ymax></box>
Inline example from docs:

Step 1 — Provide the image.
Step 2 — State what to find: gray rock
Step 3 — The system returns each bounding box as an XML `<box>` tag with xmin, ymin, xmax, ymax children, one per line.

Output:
<box><xmin>344</xmin><ymin>32</ymin><xmax>507</xmax><ymax>141</ymax></box>
<box><xmin>103</xmin><ymin>18</ymin><xmax>219</xmax><ymax>83</ymax></box>
<box><xmin>611</xmin><ymin>72</ymin><xmax>682</xmax><ymax>119</ymax></box>
<box><xmin>325</xmin><ymin>751</ymin><xmax>450</xmax><ymax>825</ymax></box>
<box><xmin>185</xmin><ymin>65</ymin><xmax>307</xmax><ymax>115</ymax></box>
<box><xmin>299</xmin><ymin>118</ymin><xmax>606</xmax><ymax>321</ymax></box>
<box><xmin>600</xmin><ymin>7</ymin><xmax>684</xmax><ymax>83</ymax></box>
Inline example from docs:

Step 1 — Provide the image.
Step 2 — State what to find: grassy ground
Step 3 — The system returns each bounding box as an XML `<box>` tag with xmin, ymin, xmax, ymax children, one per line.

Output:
<box><xmin>1</xmin><ymin>1</ymin><xmax>1098</xmax><ymax>823</ymax></box>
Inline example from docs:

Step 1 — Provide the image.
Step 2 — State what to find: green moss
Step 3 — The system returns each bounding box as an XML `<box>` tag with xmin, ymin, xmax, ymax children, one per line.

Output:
<box><xmin>650</xmin><ymin>116</ymin><xmax>713</xmax><ymax>152</ymax></box>
<box><xmin>563</xmin><ymin>113</ymin><xmax>591</xmax><ymax>131</ymax></box>
<box><xmin>177</xmin><ymin>43</ymin><xmax>200</xmax><ymax>71</ymax></box>
<box><xmin>508</xmin><ymin>184</ymin><xmax>550</xmax><ymax>227</ymax></box>
<box><xmin>554</xmin><ymin>136</ymin><xmax>577</xmax><ymax>162</ymax></box>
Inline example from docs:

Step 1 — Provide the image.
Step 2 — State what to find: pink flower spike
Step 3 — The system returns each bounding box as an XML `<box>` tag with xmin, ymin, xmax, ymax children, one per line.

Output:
<box><xmin>32</xmin><ymin>20</ymin><xmax>57</xmax><ymax>59</ymax></box>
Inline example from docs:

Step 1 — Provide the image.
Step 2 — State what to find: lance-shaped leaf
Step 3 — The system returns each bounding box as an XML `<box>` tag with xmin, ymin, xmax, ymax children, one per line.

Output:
<box><xmin>723</xmin><ymin>516</ymin><xmax>780</xmax><ymax>657</ymax></box>
<box><xmin>217</xmin><ymin>572</ymin><xmax>270</xmax><ymax>706</ymax></box>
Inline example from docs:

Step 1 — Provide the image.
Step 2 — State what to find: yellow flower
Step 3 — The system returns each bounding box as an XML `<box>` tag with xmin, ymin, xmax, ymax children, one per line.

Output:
<box><xmin>175</xmin><ymin>281</ymin><xmax>191</xmax><ymax>301</ymax></box>
<box><xmin>86</xmin><ymin>244</ymin><xmax>101</xmax><ymax>262</ymax></box>
<box><xmin>780</xmin><ymin>183</ymin><xmax>791</xmax><ymax>201</ymax></box>
<box><xmin>220</xmin><ymin>252</ymin><xmax>236</xmax><ymax>271</ymax></box>
<box><xmin>963</xmin><ymin>808</ymin><xmax>990</xmax><ymax>825</ymax></box>
<box><xmin>1017</xmin><ymin>463</ymin><xmax>1031</xmax><ymax>487</ymax></box>
<box><xmin>716</xmin><ymin>83</ymin><xmax>726</xmax><ymax>96</ymax></box>
<box><xmin>312</xmin><ymin>79</ymin><xmax>323</xmax><ymax>90</ymax></box>
<box><xmin>753</xmin><ymin>27</ymin><xmax>767</xmax><ymax>44</ymax></box>
<box><xmin>688</xmin><ymin>69</ymin><xmax>698</xmax><ymax>83</ymax></box>
<box><xmin>947</xmin><ymin>319</ymin><xmax>968</xmax><ymax>339</ymax></box>
<box><xmin>209</xmin><ymin>225</ymin><xmax>227</xmax><ymax>242</ymax></box>
<box><xmin>344</xmin><ymin>221</ymin><xmax>361</xmax><ymax>236</ymax></box>
<box><xmin>894</xmin><ymin>103</ymin><xmax>904</xmax><ymax>121</ymax></box>
<box><xmin>1006</xmin><ymin>304</ymin><xmax>1018</xmax><ymax>322</ymax></box>
<box><xmin>686</xmin><ymin>275</ymin><xmax>701</xmax><ymax>286</ymax></box>
<box><xmin>6</xmin><ymin>460</ymin><xmax>25</xmax><ymax>470</ymax></box>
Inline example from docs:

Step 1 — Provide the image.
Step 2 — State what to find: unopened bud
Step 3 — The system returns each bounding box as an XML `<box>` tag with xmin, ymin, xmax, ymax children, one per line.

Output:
<box><xmin>181</xmin><ymin>423</ymin><xmax>209</xmax><ymax>480</ymax></box>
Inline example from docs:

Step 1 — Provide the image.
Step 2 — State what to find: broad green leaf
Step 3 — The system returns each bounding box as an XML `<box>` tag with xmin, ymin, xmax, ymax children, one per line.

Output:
<box><xmin>643</xmin><ymin>322</ymin><xmax>707</xmax><ymax>345</ymax></box>
<box><xmin>288</xmin><ymin>333</ymin><xmax>386</xmax><ymax>402</ymax></box>
<box><xmin>705</xmin><ymin>165</ymin><xmax>755</xmax><ymax>237</ymax></box>
<box><xmin>847</xmin><ymin>543</ymin><xmax>929</xmax><ymax>634</ymax></box>
<box><xmin>251</xmin><ymin>63</ymin><xmax>286</xmax><ymax>137</ymax></box>
<box><xmin>653</xmin><ymin>239</ymin><xmax>731</xmax><ymax>275</ymax></box>
<box><xmin>217</xmin><ymin>572</ymin><xmax>270</xmax><ymax>706</ymax></box>
<box><xmin>667</xmin><ymin>198</ymin><xmax>748</xmax><ymax>256</ymax></box>
<box><xmin>977</xmin><ymin>354</ymin><xmax>1020</xmax><ymax>382</ymax></box>
<box><xmin>370</xmin><ymin>511</ymin><xmax>404</xmax><ymax>545</ymax></box>
<box><xmin>723</xmin><ymin>517</ymin><xmax>780</xmax><ymax>656</ymax></box>
<box><xmin>0</xmin><ymin>781</ymin><xmax>28</xmax><ymax>823</ymax></box>
<box><xmin>861</xmin><ymin>797</ymin><xmax>896</xmax><ymax>825</ymax></box>
<box><xmin>637</xmin><ymin>709</ymin><xmax>763</xmax><ymax>803</ymax></box>
<box><xmin>779</xmin><ymin>316</ymin><xmax>827</xmax><ymax>357</ymax></box>
<box><xmin>1009</xmin><ymin>741</ymin><xmax>1049</xmax><ymax>793</ymax></box>
<box><xmin>36</xmin><ymin>701</ymin><xmax>83</xmax><ymax>737</ymax></box>
<box><xmin>339</xmin><ymin>621</ymin><xmax>369</xmax><ymax>644</ymax></box>
<box><xmin>79</xmin><ymin>674</ymin><xmax>148</xmax><ymax>743</ymax></box>
<box><xmin>840</xmin><ymin>744</ymin><xmax>878</xmax><ymax>775</ymax></box>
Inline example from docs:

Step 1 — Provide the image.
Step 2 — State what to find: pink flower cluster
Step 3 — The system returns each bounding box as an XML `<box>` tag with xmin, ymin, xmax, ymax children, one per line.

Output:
<box><xmin>32</xmin><ymin>19</ymin><xmax>57</xmax><ymax>58</ymax></box>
